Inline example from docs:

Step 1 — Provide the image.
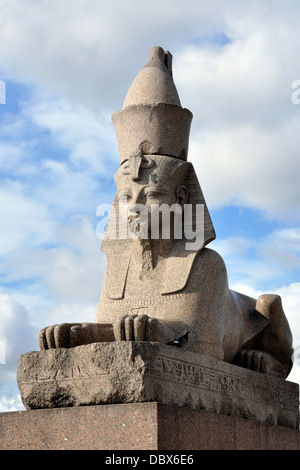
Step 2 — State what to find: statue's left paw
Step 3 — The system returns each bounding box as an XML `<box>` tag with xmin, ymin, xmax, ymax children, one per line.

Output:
<box><xmin>38</xmin><ymin>323</ymin><xmax>82</xmax><ymax>350</ymax></box>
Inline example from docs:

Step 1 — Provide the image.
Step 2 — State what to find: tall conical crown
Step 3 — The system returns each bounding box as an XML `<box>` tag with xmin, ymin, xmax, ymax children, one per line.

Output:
<box><xmin>112</xmin><ymin>46</ymin><xmax>193</xmax><ymax>164</ymax></box>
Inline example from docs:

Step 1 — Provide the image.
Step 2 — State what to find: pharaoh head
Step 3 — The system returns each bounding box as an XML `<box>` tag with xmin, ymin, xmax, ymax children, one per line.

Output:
<box><xmin>103</xmin><ymin>46</ymin><xmax>216</xmax><ymax>249</ymax></box>
<box><xmin>114</xmin><ymin>154</ymin><xmax>191</xmax><ymax>241</ymax></box>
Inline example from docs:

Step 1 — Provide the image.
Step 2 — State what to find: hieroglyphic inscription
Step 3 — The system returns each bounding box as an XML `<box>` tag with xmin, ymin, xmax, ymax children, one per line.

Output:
<box><xmin>147</xmin><ymin>353</ymin><xmax>298</xmax><ymax>409</ymax></box>
<box><xmin>130</xmin><ymin>307</ymin><xmax>149</xmax><ymax>315</ymax></box>
<box><xmin>159</xmin><ymin>355</ymin><xmax>202</xmax><ymax>386</ymax></box>
<box><xmin>25</xmin><ymin>363</ymin><xmax>108</xmax><ymax>384</ymax></box>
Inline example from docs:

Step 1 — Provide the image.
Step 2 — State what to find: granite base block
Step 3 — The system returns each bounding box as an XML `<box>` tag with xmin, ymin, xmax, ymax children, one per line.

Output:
<box><xmin>17</xmin><ymin>341</ymin><xmax>299</xmax><ymax>429</ymax></box>
<box><xmin>1</xmin><ymin>403</ymin><xmax>300</xmax><ymax>450</ymax></box>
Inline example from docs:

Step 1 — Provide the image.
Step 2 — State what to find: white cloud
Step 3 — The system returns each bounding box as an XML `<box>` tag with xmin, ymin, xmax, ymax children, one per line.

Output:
<box><xmin>213</xmin><ymin>237</ymin><xmax>275</xmax><ymax>289</ymax></box>
<box><xmin>24</xmin><ymin>96</ymin><xmax>119</xmax><ymax>174</ymax></box>
<box><xmin>1</xmin><ymin>214</ymin><xmax>105</xmax><ymax>300</ymax></box>
<box><xmin>274</xmin><ymin>283</ymin><xmax>300</xmax><ymax>384</ymax></box>
<box><xmin>0</xmin><ymin>293</ymin><xmax>38</xmax><ymax>385</ymax></box>
<box><xmin>0</xmin><ymin>383</ymin><xmax>23</xmax><ymax>412</ymax></box>
<box><xmin>175</xmin><ymin>27</ymin><xmax>300</xmax><ymax>222</ymax></box>
<box><xmin>259</xmin><ymin>227</ymin><xmax>300</xmax><ymax>270</ymax></box>
<box><xmin>212</xmin><ymin>225</ymin><xmax>300</xmax><ymax>290</ymax></box>
<box><xmin>275</xmin><ymin>283</ymin><xmax>300</xmax><ymax>340</ymax></box>
<box><xmin>188</xmin><ymin>123</ymin><xmax>300</xmax><ymax>222</ymax></box>
<box><xmin>0</xmin><ymin>0</ymin><xmax>228</xmax><ymax>110</ymax></box>
<box><xmin>0</xmin><ymin>98</ymin><xmax>118</xmax><ymax>262</ymax></box>
<box><xmin>0</xmin><ymin>143</ymin><xmax>23</xmax><ymax>169</ymax></box>
<box><xmin>0</xmin><ymin>182</ymin><xmax>54</xmax><ymax>256</ymax></box>
<box><xmin>40</xmin><ymin>215</ymin><xmax>105</xmax><ymax>303</ymax></box>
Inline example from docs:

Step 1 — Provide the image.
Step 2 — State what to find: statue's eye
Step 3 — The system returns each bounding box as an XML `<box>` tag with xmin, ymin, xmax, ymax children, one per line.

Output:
<box><xmin>118</xmin><ymin>192</ymin><xmax>132</xmax><ymax>200</ymax></box>
<box><xmin>145</xmin><ymin>191</ymin><xmax>163</xmax><ymax>198</ymax></box>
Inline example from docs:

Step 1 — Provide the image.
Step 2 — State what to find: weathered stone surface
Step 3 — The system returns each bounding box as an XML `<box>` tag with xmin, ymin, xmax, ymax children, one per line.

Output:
<box><xmin>17</xmin><ymin>342</ymin><xmax>299</xmax><ymax>429</ymax></box>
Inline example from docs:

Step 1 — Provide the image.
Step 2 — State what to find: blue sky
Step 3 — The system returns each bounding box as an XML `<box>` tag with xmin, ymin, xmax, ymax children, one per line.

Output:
<box><xmin>0</xmin><ymin>0</ymin><xmax>299</xmax><ymax>411</ymax></box>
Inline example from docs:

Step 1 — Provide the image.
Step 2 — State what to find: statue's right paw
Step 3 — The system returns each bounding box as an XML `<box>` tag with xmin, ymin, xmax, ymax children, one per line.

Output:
<box><xmin>113</xmin><ymin>314</ymin><xmax>151</xmax><ymax>341</ymax></box>
<box><xmin>38</xmin><ymin>323</ymin><xmax>82</xmax><ymax>350</ymax></box>
<box><xmin>112</xmin><ymin>315</ymin><xmax>182</xmax><ymax>344</ymax></box>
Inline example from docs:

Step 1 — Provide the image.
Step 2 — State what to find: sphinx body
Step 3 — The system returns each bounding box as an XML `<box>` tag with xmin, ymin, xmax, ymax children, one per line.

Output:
<box><xmin>39</xmin><ymin>153</ymin><xmax>293</xmax><ymax>379</ymax></box>
<box><xmin>96</xmin><ymin>245</ymin><xmax>293</xmax><ymax>379</ymax></box>
<box><xmin>94</xmin><ymin>154</ymin><xmax>293</xmax><ymax>379</ymax></box>
<box><xmin>38</xmin><ymin>46</ymin><xmax>293</xmax><ymax>380</ymax></box>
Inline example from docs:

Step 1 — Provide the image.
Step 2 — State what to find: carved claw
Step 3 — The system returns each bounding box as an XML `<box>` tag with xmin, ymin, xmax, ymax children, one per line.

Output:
<box><xmin>38</xmin><ymin>322</ymin><xmax>114</xmax><ymax>350</ymax></box>
<box><xmin>113</xmin><ymin>314</ymin><xmax>149</xmax><ymax>341</ymax></box>
<box><xmin>113</xmin><ymin>314</ymin><xmax>188</xmax><ymax>346</ymax></box>
<box><xmin>38</xmin><ymin>323</ymin><xmax>82</xmax><ymax>349</ymax></box>
<box><xmin>233</xmin><ymin>349</ymin><xmax>284</xmax><ymax>378</ymax></box>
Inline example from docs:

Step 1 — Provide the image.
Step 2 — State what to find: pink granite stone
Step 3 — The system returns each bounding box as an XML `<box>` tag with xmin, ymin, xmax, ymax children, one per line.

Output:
<box><xmin>1</xmin><ymin>403</ymin><xmax>300</xmax><ymax>450</ymax></box>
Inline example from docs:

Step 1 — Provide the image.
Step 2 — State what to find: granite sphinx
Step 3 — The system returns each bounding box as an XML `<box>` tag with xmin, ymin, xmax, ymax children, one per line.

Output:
<box><xmin>37</xmin><ymin>46</ymin><xmax>293</xmax><ymax>381</ymax></box>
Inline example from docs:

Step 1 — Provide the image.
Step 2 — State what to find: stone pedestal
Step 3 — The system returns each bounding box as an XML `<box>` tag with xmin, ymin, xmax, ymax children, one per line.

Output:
<box><xmin>17</xmin><ymin>342</ymin><xmax>299</xmax><ymax>429</ymax></box>
<box><xmin>8</xmin><ymin>341</ymin><xmax>299</xmax><ymax>450</ymax></box>
<box><xmin>1</xmin><ymin>402</ymin><xmax>300</xmax><ymax>450</ymax></box>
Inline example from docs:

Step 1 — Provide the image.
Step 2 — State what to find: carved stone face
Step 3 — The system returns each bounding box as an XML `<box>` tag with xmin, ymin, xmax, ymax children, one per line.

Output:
<box><xmin>114</xmin><ymin>155</ymin><xmax>188</xmax><ymax>240</ymax></box>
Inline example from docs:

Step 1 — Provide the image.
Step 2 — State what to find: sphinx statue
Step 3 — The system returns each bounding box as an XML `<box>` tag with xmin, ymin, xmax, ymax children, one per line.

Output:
<box><xmin>38</xmin><ymin>46</ymin><xmax>293</xmax><ymax>380</ymax></box>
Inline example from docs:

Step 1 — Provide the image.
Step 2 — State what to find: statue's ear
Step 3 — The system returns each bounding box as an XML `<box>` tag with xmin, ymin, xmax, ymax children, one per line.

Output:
<box><xmin>176</xmin><ymin>186</ymin><xmax>188</xmax><ymax>208</ymax></box>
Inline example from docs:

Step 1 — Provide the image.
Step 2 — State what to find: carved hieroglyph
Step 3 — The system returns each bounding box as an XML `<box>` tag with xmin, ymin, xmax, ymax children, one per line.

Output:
<box><xmin>37</xmin><ymin>46</ymin><xmax>294</xmax><ymax>381</ymax></box>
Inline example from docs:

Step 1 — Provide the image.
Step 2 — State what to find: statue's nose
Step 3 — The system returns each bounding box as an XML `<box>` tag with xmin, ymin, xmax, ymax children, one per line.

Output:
<box><xmin>130</xmin><ymin>192</ymin><xmax>144</xmax><ymax>207</ymax></box>
<box><xmin>128</xmin><ymin>202</ymin><xmax>144</xmax><ymax>218</ymax></box>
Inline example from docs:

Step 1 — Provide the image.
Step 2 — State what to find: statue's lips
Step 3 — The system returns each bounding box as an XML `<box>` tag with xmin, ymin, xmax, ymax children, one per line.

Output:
<box><xmin>127</xmin><ymin>214</ymin><xmax>153</xmax><ymax>238</ymax></box>
<box><xmin>126</xmin><ymin>211</ymin><xmax>172</xmax><ymax>234</ymax></box>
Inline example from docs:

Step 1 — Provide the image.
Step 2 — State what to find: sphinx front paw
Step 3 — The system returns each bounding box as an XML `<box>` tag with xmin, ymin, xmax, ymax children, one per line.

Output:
<box><xmin>38</xmin><ymin>323</ymin><xmax>82</xmax><ymax>350</ymax></box>
<box><xmin>113</xmin><ymin>314</ymin><xmax>150</xmax><ymax>341</ymax></box>
<box><xmin>233</xmin><ymin>349</ymin><xmax>284</xmax><ymax>378</ymax></box>
<box><xmin>113</xmin><ymin>314</ymin><xmax>180</xmax><ymax>344</ymax></box>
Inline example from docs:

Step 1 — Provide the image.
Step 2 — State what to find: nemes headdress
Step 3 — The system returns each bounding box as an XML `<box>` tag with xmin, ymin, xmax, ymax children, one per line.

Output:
<box><xmin>102</xmin><ymin>47</ymin><xmax>216</xmax><ymax>298</ymax></box>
